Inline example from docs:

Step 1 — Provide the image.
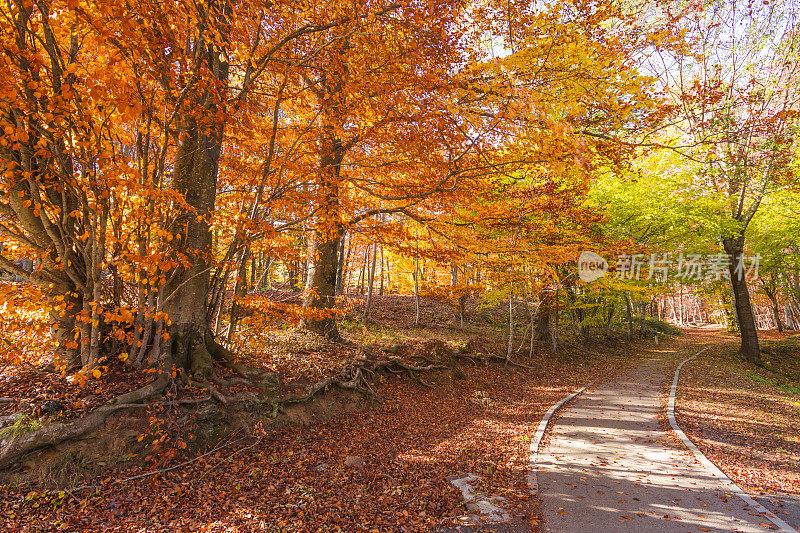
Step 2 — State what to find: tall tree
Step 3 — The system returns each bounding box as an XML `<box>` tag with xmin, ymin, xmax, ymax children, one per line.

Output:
<box><xmin>647</xmin><ymin>0</ymin><xmax>800</xmax><ymax>363</ymax></box>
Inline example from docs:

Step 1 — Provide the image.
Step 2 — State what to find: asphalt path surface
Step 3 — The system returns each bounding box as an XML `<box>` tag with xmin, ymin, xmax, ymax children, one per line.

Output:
<box><xmin>537</xmin><ymin>353</ymin><xmax>789</xmax><ymax>532</ymax></box>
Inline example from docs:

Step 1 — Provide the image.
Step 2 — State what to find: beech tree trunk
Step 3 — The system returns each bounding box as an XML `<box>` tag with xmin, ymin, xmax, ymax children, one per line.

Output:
<box><xmin>227</xmin><ymin>247</ymin><xmax>249</xmax><ymax>344</ymax></box>
<box><xmin>161</xmin><ymin>110</ymin><xmax>222</xmax><ymax>374</ymax></box>
<box><xmin>299</xmin><ymin>130</ymin><xmax>345</xmax><ymax>340</ymax></box>
<box><xmin>379</xmin><ymin>246</ymin><xmax>385</xmax><ymax>296</ymax></box>
<box><xmin>624</xmin><ymin>293</ymin><xmax>633</xmax><ymax>340</ymax></box>
<box><xmin>723</xmin><ymin>237</ymin><xmax>761</xmax><ymax>364</ymax></box>
<box><xmin>159</xmin><ymin>30</ymin><xmax>229</xmax><ymax>374</ymax></box>
<box><xmin>335</xmin><ymin>230</ymin><xmax>347</xmax><ymax>295</ymax></box>
<box><xmin>535</xmin><ymin>289</ymin><xmax>554</xmax><ymax>346</ymax></box>
<box><xmin>762</xmin><ymin>277</ymin><xmax>784</xmax><ymax>332</ymax></box>
<box><xmin>300</xmin><ymin>230</ymin><xmax>343</xmax><ymax>339</ymax></box>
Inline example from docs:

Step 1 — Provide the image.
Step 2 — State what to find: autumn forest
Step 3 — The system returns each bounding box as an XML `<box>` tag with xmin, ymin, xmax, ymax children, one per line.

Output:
<box><xmin>0</xmin><ymin>0</ymin><xmax>799</xmax><ymax>531</ymax></box>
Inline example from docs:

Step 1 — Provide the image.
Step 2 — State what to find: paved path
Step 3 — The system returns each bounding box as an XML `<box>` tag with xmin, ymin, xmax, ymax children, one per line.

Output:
<box><xmin>537</xmin><ymin>354</ymin><xmax>781</xmax><ymax>532</ymax></box>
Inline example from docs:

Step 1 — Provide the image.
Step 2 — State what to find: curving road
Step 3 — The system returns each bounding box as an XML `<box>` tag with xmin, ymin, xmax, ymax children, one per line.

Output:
<box><xmin>536</xmin><ymin>351</ymin><xmax>793</xmax><ymax>532</ymax></box>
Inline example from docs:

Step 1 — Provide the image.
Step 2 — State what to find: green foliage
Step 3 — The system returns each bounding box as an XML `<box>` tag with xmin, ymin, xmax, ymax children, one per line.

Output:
<box><xmin>0</xmin><ymin>415</ymin><xmax>42</xmax><ymax>440</ymax></box>
<box><xmin>636</xmin><ymin>318</ymin><xmax>683</xmax><ymax>337</ymax></box>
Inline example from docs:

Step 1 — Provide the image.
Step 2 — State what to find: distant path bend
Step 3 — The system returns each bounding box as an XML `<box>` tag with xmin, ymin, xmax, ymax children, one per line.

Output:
<box><xmin>536</xmin><ymin>344</ymin><xmax>794</xmax><ymax>532</ymax></box>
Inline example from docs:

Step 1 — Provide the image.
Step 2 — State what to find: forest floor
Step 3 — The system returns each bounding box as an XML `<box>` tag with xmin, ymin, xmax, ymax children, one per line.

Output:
<box><xmin>0</xmin><ymin>295</ymin><xmax>640</xmax><ymax>532</ymax></box>
<box><xmin>1</xmin><ymin>295</ymin><xmax>798</xmax><ymax>532</ymax></box>
<box><xmin>676</xmin><ymin>328</ymin><xmax>800</xmax><ymax>529</ymax></box>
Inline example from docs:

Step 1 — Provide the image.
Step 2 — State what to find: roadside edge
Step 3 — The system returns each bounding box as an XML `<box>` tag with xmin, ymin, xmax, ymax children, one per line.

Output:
<box><xmin>526</xmin><ymin>387</ymin><xmax>585</xmax><ymax>494</ymax></box>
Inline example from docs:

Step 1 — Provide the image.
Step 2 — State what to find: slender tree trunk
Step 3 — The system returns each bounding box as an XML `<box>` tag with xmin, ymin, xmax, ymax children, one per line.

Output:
<box><xmin>385</xmin><ymin>251</ymin><xmax>391</xmax><ymax>293</ymax></box>
<box><xmin>227</xmin><ymin>247</ymin><xmax>249</xmax><ymax>344</ymax></box>
<box><xmin>357</xmin><ymin>246</ymin><xmax>368</xmax><ymax>295</ymax></box>
<box><xmin>529</xmin><ymin>299</ymin><xmax>538</xmax><ymax>358</ymax></box>
<box><xmin>763</xmin><ymin>285</ymin><xmax>784</xmax><ymax>332</ymax></box>
<box><xmin>507</xmin><ymin>284</ymin><xmax>514</xmax><ymax>363</ymax></box>
<box><xmin>551</xmin><ymin>287</ymin><xmax>559</xmax><ymax>353</ymax></box>
<box><xmin>413</xmin><ymin>230</ymin><xmax>420</xmax><ymax>326</ymax></box>
<box><xmin>343</xmin><ymin>235</ymin><xmax>354</xmax><ymax>294</ymax></box>
<box><xmin>250</xmin><ymin>254</ymin><xmax>257</xmax><ymax>291</ymax></box>
<box><xmin>624</xmin><ymin>293</ymin><xmax>633</xmax><ymax>340</ymax></box>
<box><xmin>379</xmin><ymin>246</ymin><xmax>385</xmax><ymax>296</ymax></box>
<box><xmin>363</xmin><ymin>243</ymin><xmax>378</xmax><ymax>323</ymax></box>
<box><xmin>605</xmin><ymin>301</ymin><xmax>615</xmax><ymax>336</ymax></box>
<box><xmin>785</xmin><ymin>302</ymin><xmax>798</xmax><ymax>330</ymax></box>
<box><xmin>335</xmin><ymin>230</ymin><xmax>347</xmax><ymax>295</ymax></box>
<box><xmin>256</xmin><ymin>256</ymin><xmax>272</xmax><ymax>289</ymax></box>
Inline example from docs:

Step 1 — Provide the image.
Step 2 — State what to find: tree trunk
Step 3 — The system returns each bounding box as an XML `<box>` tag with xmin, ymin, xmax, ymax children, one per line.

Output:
<box><xmin>160</xmin><ymin>40</ymin><xmax>229</xmax><ymax>374</ymax></box>
<box><xmin>250</xmin><ymin>254</ymin><xmax>257</xmax><ymax>291</ymax></box>
<box><xmin>50</xmin><ymin>290</ymin><xmax>83</xmax><ymax>368</ymax></box>
<box><xmin>723</xmin><ymin>238</ymin><xmax>761</xmax><ymax>364</ymax></box>
<box><xmin>300</xmin><ymin>229</ymin><xmax>343</xmax><ymax>340</ymax></box>
<box><xmin>343</xmin><ymin>235</ymin><xmax>354</xmax><ymax>294</ymax></box>
<box><xmin>335</xmin><ymin>230</ymin><xmax>347</xmax><ymax>295</ymax></box>
<box><xmin>551</xmin><ymin>287</ymin><xmax>559</xmax><ymax>354</ymax></box>
<box><xmin>763</xmin><ymin>281</ymin><xmax>784</xmax><ymax>332</ymax></box>
<box><xmin>771</xmin><ymin>302</ymin><xmax>783</xmax><ymax>332</ymax></box>
<box><xmin>624</xmin><ymin>293</ymin><xmax>633</xmax><ymax>340</ymax></box>
<box><xmin>604</xmin><ymin>301</ymin><xmax>615</xmax><ymax>336</ymax></box>
<box><xmin>413</xmin><ymin>230</ymin><xmax>420</xmax><ymax>326</ymax></box>
<box><xmin>507</xmin><ymin>285</ymin><xmax>514</xmax><ymax>363</ymax></box>
<box><xmin>379</xmin><ymin>246</ymin><xmax>385</xmax><ymax>296</ymax></box>
<box><xmin>363</xmin><ymin>243</ymin><xmax>378</xmax><ymax>323</ymax></box>
<box><xmin>357</xmin><ymin>246</ymin><xmax>368</xmax><ymax>295</ymax></box>
<box><xmin>535</xmin><ymin>289</ymin><xmax>553</xmax><ymax>346</ymax></box>
<box><xmin>299</xmin><ymin>130</ymin><xmax>345</xmax><ymax>340</ymax></box>
<box><xmin>227</xmin><ymin>247</ymin><xmax>249</xmax><ymax>344</ymax></box>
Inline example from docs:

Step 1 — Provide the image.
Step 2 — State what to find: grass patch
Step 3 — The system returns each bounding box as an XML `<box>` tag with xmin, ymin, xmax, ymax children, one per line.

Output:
<box><xmin>761</xmin><ymin>335</ymin><xmax>800</xmax><ymax>381</ymax></box>
<box><xmin>0</xmin><ymin>415</ymin><xmax>42</xmax><ymax>440</ymax></box>
<box><xmin>756</xmin><ymin>335</ymin><xmax>800</xmax><ymax>395</ymax></box>
<box><xmin>636</xmin><ymin>318</ymin><xmax>684</xmax><ymax>336</ymax></box>
<box><xmin>746</xmin><ymin>369</ymin><xmax>769</xmax><ymax>384</ymax></box>
<box><xmin>778</xmin><ymin>383</ymin><xmax>800</xmax><ymax>395</ymax></box>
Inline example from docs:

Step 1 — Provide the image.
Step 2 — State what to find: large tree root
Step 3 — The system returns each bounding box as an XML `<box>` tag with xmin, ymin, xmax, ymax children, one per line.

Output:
<box><xmin>0</xmin><ymin>343</ymin><xmax>456</xmax><ymax>470</ymax></box>
<box><xmin>205</xmin><ymin>331</ymin><xmax>255</xmax><ymax>380</ymax></box>
<box><xmin>0</xmin><ymin>374</ymin><xmax>170</xmax><ymax>470</ymax></box>
<box><xmin>281</xmin><ymin>355</ymin><xmax>446</xmax><ymax>406</ymax></box>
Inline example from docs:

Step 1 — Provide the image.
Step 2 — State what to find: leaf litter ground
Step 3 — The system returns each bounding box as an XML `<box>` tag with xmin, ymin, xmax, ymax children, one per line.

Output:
<box><xmin>2</xmin><ymin>295</ymin><xmax>632</xmax><ymax>532</ymax></box>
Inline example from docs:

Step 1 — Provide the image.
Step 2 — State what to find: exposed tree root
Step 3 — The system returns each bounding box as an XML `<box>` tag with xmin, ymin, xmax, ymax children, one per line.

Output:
<box><xmin>0</xmin><ymin>373</ymin><xmax>170</xmax><ymax>470</ymax></box>
<box><xmin>198</xmin><ymin>379</ymin><xmax>230</xmax><ymax>407</ymax></box>
<box><xmin>386</xmin><ymin>356</ymin><xmax>446</xmax><ymax>372</ymax></box>
<box><xmin>205</xmin><ymin>331</ymin><xmax>255</xmax><ymax>380</ymax></box>
<box><xmin>0</xmin><ymin>340</ymin><xmax>468</xmax><ymax>470</ymax></box>
<box><xmin>281</xmin><ymin>355</ymin><xmax>447</xmax><ymax>405</ymax></box>
<box><xmin>0</xmin><ymin>333</ymin><xmax>248</xmax><ymax>468</ymax></box>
